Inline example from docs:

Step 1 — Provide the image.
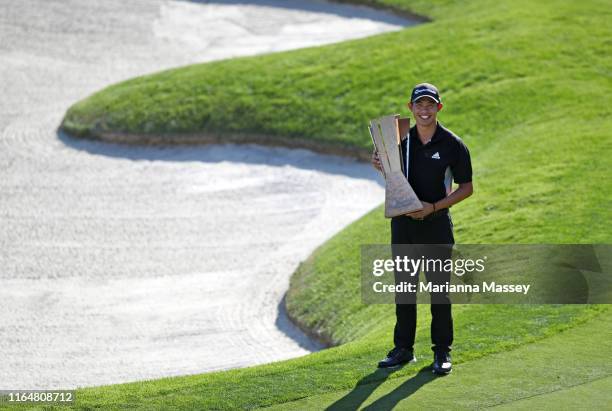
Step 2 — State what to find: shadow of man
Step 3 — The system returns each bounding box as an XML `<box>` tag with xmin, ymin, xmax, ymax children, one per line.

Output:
<box><xmin>360</xmin><ymin>366</ymin><xmax>438</xmax><ymax>410</ymax></box>
<box><xmin>325</xmin><ymin>365</ymin><xmax>435</xmax><ymax>411</ymax></box>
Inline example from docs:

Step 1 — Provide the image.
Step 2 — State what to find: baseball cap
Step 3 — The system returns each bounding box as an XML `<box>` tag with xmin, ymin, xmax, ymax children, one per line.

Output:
<box><xmin>410</xmin><ymin>83</ymin><xmax>441</xmax><ymax>103</ymax></box>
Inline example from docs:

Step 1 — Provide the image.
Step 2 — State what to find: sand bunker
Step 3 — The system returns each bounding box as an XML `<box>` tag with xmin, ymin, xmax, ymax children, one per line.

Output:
<box><xmin>0</xmin><ymin>0</ymin><xmax>413</xmax><ymax>388</ymax></box>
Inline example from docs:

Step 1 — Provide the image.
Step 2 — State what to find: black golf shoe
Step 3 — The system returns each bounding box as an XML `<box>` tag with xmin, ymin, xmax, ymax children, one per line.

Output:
<box><xmin>432</xmin><ymin>351</ymin><xmax>452</xmax><ymax>375</ymax></box>
<box><xmin>377</xmin><ymin>347</ymin><xmax>416</xmax><ymax>368</ymax></box>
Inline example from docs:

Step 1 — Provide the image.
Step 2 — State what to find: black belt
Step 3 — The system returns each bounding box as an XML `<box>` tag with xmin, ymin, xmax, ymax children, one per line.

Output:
<box><xmin>406</xmin><ymin>208</ymin><xmax>449</xmax><ymax>221</ymax></box>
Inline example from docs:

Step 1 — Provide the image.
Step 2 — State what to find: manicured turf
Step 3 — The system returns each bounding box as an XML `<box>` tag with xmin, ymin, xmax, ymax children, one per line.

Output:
<box><xmin>47</xmin><ymin>0</ymin><xmax>612</xmax><ymax>409</ymax></box>
<box><xmin>266</xmin><ymin>311</ymin><xmax>612</xmax><ymax>410</ymax></box>
<box><xmin>12</xmin><ymin>305</ymin><xmax>605</xmax><ymax>410</ymax></box>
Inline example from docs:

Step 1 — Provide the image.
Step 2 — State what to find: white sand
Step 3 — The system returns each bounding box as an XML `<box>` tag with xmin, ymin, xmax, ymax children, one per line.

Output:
<box><xmin>0</xmin><ymin>0</ymin><xmax>412</xmax><ymax>388</ymax></box>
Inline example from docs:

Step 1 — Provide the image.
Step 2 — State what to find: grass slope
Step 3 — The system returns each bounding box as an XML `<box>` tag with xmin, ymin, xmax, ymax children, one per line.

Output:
<box><xmin>43</xmin><ymin>0</ymin><xmax>612</xmax><ymax>409</ymax></box>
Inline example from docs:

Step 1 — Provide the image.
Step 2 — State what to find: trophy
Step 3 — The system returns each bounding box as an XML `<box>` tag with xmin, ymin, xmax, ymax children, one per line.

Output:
<box><xmin>369</xmin><ymin>114</ymin><xmax>423</xmax><ymax>218</ymax></box>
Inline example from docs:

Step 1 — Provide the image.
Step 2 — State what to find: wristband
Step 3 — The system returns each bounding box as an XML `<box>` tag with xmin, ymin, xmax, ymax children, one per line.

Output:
<box><xmin>433</xmin><ymin>202</ymin><xmax>437</xmax><ymax>212</ymax></box>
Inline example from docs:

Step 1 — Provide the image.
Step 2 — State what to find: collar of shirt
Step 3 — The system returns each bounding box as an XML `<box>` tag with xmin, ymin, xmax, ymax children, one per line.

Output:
<box><xmin>410</xmin><ymin>122</ymin><xmax>443</xmax><ymax>149</ymax></box>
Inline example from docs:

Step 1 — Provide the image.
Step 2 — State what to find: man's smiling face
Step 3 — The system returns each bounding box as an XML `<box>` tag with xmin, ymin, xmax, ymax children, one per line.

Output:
<box><xmin>409</xmin><ymin>97</ymin><xmax>441</xmax><ymax>128</ymax></box>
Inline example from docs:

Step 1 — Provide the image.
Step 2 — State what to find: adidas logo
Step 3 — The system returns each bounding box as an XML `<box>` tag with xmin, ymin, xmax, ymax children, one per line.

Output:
<box><xmin>432</xmin><ymin>152</ymin><xmax>440</xmax><ymax>160</ymax></box>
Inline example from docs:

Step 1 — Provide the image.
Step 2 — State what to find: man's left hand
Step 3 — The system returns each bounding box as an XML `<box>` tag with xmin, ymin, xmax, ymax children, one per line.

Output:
<box><xmin>405</xmin><ymin>201</ymin><xmax>434</xmax><ymax>220</ymax></box>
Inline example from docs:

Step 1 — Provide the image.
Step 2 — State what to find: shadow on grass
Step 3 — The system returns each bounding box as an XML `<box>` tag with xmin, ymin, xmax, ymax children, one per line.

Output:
<box><xmin>325</xmin><ymin>365</ymin><xmax>435</xmax><ymax>411</ymax></box>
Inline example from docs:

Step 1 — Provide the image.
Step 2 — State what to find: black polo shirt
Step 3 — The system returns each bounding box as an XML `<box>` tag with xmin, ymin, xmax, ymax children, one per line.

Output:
<box><xmin>401</xmin><ymin>122</ymin><xmax>472</xmax><ymax>204</ymax></box>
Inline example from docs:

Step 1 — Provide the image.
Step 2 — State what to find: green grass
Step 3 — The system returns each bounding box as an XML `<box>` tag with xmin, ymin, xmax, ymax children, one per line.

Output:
<box><xmin>44</xmin><ymin>0</ymin><xmax>612</xmax><ymax>409</ymax></box>
<box><xmin>266</xmin><ymin>312</ymin><xmax>612</xmax><ymax>410</ymax></box>
<box><xmin>10</xmin><ymin>305</ymin><xmax>604</xmax><ymax>410</ymax></box>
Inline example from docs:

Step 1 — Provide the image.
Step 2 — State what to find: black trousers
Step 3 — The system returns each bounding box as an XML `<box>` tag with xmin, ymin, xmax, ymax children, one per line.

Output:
<box><xmin>390</xmin><ymin>212</ymin><xmax>454</xmax><ymax>353</ymax></box>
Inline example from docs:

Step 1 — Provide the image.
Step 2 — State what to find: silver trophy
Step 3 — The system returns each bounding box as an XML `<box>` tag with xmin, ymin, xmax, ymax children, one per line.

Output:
<box><xmin>369</xmin><ymin>114</ymin><xmax>423</xmax><ymax>218</ymax></box>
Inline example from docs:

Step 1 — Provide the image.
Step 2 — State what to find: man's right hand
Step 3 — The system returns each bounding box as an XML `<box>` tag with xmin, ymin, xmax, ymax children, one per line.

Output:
<box><xmin>371</xmin><ymin>150</ymin><xmax>382</xmax><ymax>172</ymax></box>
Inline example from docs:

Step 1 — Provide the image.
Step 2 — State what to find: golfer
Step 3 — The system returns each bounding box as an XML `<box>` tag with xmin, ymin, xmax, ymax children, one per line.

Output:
<box><xmin>371</xmin><ymin>83</ymin><xmax>473</xmax><ymax>375</ymax></box>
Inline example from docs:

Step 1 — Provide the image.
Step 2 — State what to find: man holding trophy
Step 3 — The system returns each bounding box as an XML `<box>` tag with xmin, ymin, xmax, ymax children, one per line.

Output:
<box><xmin>370</xmin><ymin>83</ymin><xmax>473</xmax><ymax>375</ymax></box>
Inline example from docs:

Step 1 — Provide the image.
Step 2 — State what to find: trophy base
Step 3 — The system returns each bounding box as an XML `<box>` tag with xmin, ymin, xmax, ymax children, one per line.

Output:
<box><xmin>384</xmin><ymin>171</ymin><xmax>423</xmax><ymax>218</ymax></box>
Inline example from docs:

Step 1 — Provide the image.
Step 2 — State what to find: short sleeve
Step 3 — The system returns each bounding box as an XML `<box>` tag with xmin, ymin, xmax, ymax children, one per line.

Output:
<box><xmin>451</xmin><ymin>138</ymin><xmax>472</xmax><ymax>184</ymax></box>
